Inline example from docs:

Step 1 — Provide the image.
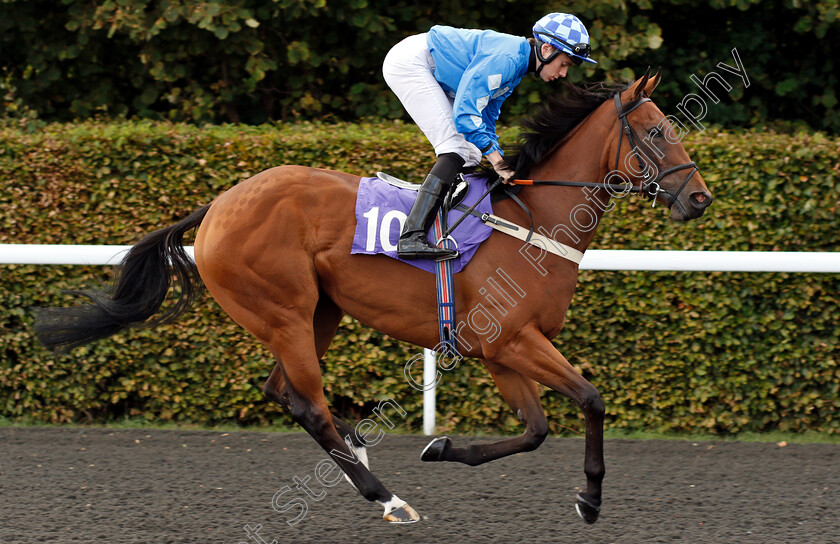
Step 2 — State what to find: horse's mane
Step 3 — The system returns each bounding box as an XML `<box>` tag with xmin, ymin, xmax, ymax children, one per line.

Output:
<box><xmin>504</xmin><ymin>81</ymin><xmax>633</xmax><ymax>179</ymax></box>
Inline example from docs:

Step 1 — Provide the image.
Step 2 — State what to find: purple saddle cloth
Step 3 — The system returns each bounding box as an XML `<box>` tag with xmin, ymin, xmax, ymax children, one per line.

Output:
<box><xmin>352</xmin><ymin>174</ymin><xmax>494</xmax><ymax>273</ymax></box>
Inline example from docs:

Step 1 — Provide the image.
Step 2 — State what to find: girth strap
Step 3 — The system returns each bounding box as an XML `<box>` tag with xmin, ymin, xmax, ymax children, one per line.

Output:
<box><xmin>454</xmin><ymin>204</ymin><xmax>583</xmax><ymax>265</ymax></box>
<box><xmin>432</xmin><ymin>208</ymin><xmax>458</xmax><ymax>353</ymax></box>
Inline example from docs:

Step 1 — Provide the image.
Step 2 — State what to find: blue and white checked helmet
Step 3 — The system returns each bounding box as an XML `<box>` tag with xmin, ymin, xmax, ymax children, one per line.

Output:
<box><xmin>533</xmin><ymin>13</ymin><xmax>597</xmax><ymax>65</ymax></box>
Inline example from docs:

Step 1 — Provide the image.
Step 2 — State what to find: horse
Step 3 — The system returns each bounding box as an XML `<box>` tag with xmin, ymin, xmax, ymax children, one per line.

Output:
<box><xmin>34</xmin><ymin>69</ymin><xmax>713</xmax><ymax>524</ymax></box>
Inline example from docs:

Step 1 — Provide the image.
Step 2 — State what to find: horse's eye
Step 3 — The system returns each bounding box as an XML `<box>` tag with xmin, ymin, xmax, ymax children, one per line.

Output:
<box><xmin>648</xmin><ymin>127</ymin><xmax>662</xmax><ymax>139</ymax></box>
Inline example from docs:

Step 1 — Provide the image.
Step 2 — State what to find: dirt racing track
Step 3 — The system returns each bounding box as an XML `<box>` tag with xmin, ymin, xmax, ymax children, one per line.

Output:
<box><xmin>0</xmin><ymin>427</ymin><xmax>838</xmax><ymax>543</ymax></box>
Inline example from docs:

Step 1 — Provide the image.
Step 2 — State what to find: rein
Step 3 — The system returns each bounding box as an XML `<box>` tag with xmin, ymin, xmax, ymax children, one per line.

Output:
<box><xmin>513</xmin><ymin>92</ymin><xmax>700</xmax><ymax>208</ymax></box>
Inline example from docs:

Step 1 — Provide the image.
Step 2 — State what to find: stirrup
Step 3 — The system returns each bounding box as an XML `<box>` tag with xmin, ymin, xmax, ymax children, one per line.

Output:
<box><xmin>434</xmin><ymin>250</ymin><xmax>459</xmax><ymax>262</ymax></box>
<box><xmin>397</xmin><ymin>233</ymin><xmax>457</xmax><ymax>260</ymax></box>
<box><xmin>433</xmin><ymin>234</ymin><xmax>460</xmax><ymax>262</ymax></box>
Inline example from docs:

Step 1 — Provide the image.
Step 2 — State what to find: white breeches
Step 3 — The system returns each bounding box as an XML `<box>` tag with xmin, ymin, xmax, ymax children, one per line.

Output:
<box><xmin>382</xmin><ymin>33</ymin><xmax>483</xmax><ymax>167</ymax></box>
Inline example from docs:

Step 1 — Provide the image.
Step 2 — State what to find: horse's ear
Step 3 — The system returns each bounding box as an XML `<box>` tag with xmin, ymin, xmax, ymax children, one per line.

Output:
<box><xmin>632</xmin><ymin>66</ymin><xmax>652</xmax><ymax>100</ymax></box>
<box><xmin>644</xmin><ymin>67</ymin><xmax>663</xmax><ymax>96</ymax></box>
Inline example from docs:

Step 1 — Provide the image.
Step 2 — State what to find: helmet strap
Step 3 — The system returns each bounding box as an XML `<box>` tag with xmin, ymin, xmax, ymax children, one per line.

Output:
<box><xmin>528</xmin><ymin>44</ymin><xmax>537</xmax><ymax>74</ymax></box>
<box><xmin>534</xmin><ymin>42</ymin><xmax>561</xmax><ymax>77</ymax></box>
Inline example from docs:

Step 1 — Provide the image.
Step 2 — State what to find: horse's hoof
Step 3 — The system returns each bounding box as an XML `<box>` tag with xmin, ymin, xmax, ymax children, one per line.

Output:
<box><xmin>420</xmin><ymin>436</ymin><xmax>451</xmax><ymax>462</ymax></box>
<box><xmin>384</xmin><ymin>504</ymin><xmax>420</xmax><ymax>524</ymax></box>
<box><xmin>575</xmin><ymin>493</ymin><xmax>601</xmax><ymax>524</ymax></box>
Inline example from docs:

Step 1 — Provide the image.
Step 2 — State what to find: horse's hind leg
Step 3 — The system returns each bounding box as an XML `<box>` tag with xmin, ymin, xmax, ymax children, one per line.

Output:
<box><xmin>263</xmin><ymin>364</ymin><xmax>369</xmax><ymax>463</ymax></box>
<box><xmin>265</xmin><ymin>364</ymin><xmax>370</xmax><ymax>480</ymax></box>
<box><xmin>261</xmin><ymin>295</ymin><xmax>413</xmax><ymax>522</ymax></box>
<box><xmin>262</xmin><ymin>343</ymin><xmax>417</xmax><ymax>523</ymax></box>
<box><xmin>312</xmin><ymin>295</ymin><xmax>370</xmax><ymax>470</ymax></box>
<box><xmin>202</xmin><ymin>249</ymin><xmax>415</xmax><ymax>523</ymax></box>
<box><xmin>421</xmin><ymin>360</ymin><xmax>548</xmax><ymax>466</ymax></box>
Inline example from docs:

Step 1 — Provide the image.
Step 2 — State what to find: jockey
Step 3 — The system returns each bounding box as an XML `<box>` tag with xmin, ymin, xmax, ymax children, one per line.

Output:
<box><xmin>383</xmin><ymin>13</ymin><xmax>597</xmax><ymax>260</ymax></box>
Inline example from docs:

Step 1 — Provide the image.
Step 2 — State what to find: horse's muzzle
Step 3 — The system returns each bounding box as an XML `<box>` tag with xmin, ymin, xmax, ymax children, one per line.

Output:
<box><xmin>671</xmin><ymin>188</ymin><xmax>713</xmax><ymax>221</ymax></box>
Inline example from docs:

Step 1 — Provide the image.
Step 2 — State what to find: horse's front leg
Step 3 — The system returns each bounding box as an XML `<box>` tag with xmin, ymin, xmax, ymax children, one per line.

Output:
<box><xmin>492</xmin><ymin>326</ymin><xmax>605</xmax><ymax>524</ymax></box>
<box><xmin>421</xmin><ymin>359</ymin><xmax>548</xmax><ymax>465</ymax></box>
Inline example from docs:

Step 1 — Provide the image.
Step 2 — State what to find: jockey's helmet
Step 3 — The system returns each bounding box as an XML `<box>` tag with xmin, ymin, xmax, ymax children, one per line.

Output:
<box><xmin>532</xmin><ymin>13</ymin><xmax>597</xmax><ymax>66</ymax></box>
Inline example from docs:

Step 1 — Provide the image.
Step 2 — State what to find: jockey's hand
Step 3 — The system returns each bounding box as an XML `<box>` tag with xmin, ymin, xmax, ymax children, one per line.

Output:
<box><xmin>487</xmin><ymin>151</ymin><xmax>516</xmax><ymax>185</ymax></box>
<box><xmin>494</xmin><ymin>165</ymin><xmax>516</xmax><ymax>185</ymax></box>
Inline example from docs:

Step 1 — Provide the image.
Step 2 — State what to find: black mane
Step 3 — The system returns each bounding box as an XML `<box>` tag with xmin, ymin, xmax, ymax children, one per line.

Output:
<box><xmin>504</xmin><ymin>81</ymin><xmax>633</xmax><ymax>178</ymax></box>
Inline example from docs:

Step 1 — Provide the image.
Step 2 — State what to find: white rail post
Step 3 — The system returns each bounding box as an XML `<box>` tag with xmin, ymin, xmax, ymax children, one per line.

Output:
<box><xmin>423</xmin><ymin>348</ymin><xmax>436</xmax><ymax>436</ymax></box>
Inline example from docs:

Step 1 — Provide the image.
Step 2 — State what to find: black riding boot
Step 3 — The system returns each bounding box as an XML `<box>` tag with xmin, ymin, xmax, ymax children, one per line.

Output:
<box><xmin>397</xmin><ymin>174</ymin><xmax>456</xmax><ymax>260</ymax></box>
<box><xmin>398</xmin><ymin>153</ymin><xmax>465</xmax><ymax>260</ymax></box>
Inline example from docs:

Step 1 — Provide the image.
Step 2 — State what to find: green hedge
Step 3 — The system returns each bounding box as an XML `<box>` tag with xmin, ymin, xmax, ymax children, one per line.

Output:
<box><xmin>2</xmin><ymin>0</ymin><xmax>839</xmax><ymax>131</ymax></box>
<box><xmin>1</xmin><ymin>120</ymin><xmax>838</xmax><ymax>435</ymax></box>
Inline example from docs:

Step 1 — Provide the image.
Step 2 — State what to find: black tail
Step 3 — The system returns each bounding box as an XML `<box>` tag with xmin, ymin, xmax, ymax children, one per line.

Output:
<box><xmin>34</xmin><ymin>204</ymin><xmax>212</xmax><ymax>353</ymax></box>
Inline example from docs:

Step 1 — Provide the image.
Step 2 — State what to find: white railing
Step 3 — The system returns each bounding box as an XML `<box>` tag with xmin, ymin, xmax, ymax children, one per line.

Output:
<box><xmin>4</xmin><ymin>244</ymin><xmax>840</xmax><ymax>435</ymax></box>
<box><xmin>3</xmin><ymin>244</ymin><xmax>840</xmax><ymax>272</ymax></box>
<box><xmin>0</xmin><ymin>244</ymin><xmax>189</xmax><ymax>265</ymax></box>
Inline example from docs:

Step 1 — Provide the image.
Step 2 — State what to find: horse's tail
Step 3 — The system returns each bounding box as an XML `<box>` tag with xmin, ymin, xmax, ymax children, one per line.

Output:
<box><xmin>34</xmin><ymin>204</ymin><xmax>212</xmax><ymax>353</ymax></box>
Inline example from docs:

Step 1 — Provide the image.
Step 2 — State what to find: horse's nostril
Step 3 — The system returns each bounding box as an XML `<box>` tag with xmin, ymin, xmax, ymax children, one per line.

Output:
<box><xmin>690</xmin><ymin>191</ymin><xmax>713</xmax><ymax>208</ymax></box>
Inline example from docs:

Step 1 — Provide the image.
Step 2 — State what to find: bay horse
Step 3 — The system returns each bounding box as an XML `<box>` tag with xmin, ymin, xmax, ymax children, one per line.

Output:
<box><xmin>34</xmin><ymin>70</ymin><xmax>713</xmax><ymax>524</ymax></box>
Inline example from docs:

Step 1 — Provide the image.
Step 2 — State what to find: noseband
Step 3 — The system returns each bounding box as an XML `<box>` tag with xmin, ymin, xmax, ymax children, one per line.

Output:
<box><xmin>613</xmin><ymin>93</ymin><xmax>699</xmax><ymax>207</ymax></box>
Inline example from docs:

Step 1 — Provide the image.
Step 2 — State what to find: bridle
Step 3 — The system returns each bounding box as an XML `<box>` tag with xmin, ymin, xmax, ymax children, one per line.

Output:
<box><xmin>514</xmin><ymin>92</ymin><xmax>701</xmax><ymax>209</ymax></box>
<box><xmin>442</xmin><ymin>91</ymin><xmax>703</xmax><ymax>241</ymax></box>
<box><xmin>613</xmin><ymin>93</ymin><xmax>699</xmax><ymax>208</ymax></box>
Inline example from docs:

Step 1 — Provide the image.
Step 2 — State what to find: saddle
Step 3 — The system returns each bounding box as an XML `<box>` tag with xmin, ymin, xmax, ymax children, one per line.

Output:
<box><xmin>376</xmin><ymin>171</ymin><xmax>471</xmax><ymax>211</ymax></box>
